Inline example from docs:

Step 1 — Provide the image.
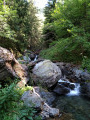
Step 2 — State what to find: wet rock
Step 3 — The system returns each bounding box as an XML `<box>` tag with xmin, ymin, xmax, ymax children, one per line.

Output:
<box><xmin>59</xmin><ymin>82</ymin><xmax>75</xmax><ymax>90</ymax></box>
<box><xmin>53</xmin><ymin>84</ymin><xmax>70</xmax><ymax>95</ymax></box>
<box><xmin>61</xmin><ymin>82</ymin><xmax>70</xmax><ymax>87</ymax></box>
<box><xmin>69</xmin><ymin>84</ymin><xmax>75</xmax><ymax>90</ymax></box>
<box><xmin>30</xmin><ymin>53</ymin><xmax>36</xmax><ymax>60</ymax></box>
<box><xmin>57</xmin><ymin>79</ymin><xmax>75</xmax><ymax>93</ymax></box>
<box><xmin>32</xmin><ymin>60</ymin><xmax>62</xmax><ymax>88</ymax></box>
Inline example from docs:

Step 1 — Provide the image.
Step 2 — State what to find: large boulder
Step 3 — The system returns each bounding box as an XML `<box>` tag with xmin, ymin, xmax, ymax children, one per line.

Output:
<box><xmin>0</xmin><ymin>47</ymin><xmax>28</xmax><ymax>86</ymax></box>
<box><xmin>32</xmin><ymin>60</ymin><xmax>62</xmax><ymax>88</ymax></box>
<box><xmin>21</xmin><ymin>89</ymin><xmax>59</xmax><ymax>119</ymax></box>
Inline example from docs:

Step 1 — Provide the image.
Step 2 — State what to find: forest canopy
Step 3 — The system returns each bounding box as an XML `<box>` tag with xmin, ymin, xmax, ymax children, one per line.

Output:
<box><xmin>41</xmin><ymin>0</ymin><xmax>90</xmax><ymax>71</ymax></box>
<box><xmin>0</xmin><ymin>0</ymin><xmax>40</xmax><ymax>53</ymax></box>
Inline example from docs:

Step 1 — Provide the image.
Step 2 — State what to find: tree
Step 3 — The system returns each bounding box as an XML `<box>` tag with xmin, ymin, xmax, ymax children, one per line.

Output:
<box><xmin>43</xmin><ymin>0</ymin><xmax>56</xmax><ymax>47</ymax></box>
<box><xmin>0</xmin><ymin>0</ymin><xmax>40</xmax><ymax>53</ymax></box>
<box><xmin>41</xmin><ymin>0</ymin><xmax>90</xmax><ymax>70</ymax></box>
<box><xmin>44</xmin><ymin>0</ymin><xmax>56</xmax><ymax>23</ymax></box>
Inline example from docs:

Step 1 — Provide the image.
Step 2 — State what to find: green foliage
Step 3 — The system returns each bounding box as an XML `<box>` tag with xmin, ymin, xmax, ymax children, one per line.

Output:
<box><xmin>44</xmin><ymin>0</ymin><xmax>56</xmax><ymax>23</ymax></box>
<box><xmin>0</xmin><ymin>0</ymin><xmax>41</xmax><ymax>52</ymax></box>
<box><xmin>43</xmin><ymin>0</ymin><xmax>56</xmax><ymax>47</ymax></box>
<box><xmin>82</xmin><ymin>57</ymin><xmax>90</xmax><ymax>72</ymax></box>
<box><xmin>17</xmin><ymin>86</ymin><xmax>33</xmax><ymax>96</ymax></box>
<box><xmin>41</xmin><ymin>0</ymin><xmax>90</xmax><ymax>70</ymax></box>
<box><xmin>0</xmin><ymin>83</ymin><xmax>41</xmax><ymax>120</ymax></box>
<box><xmin>0</xmin><ymin>83</ymin><xmax>20</xmax><ymax>120</ymax></box>
<box><xmin>0</xmin><ymin>77</ymin><xmax>20</xmax><ymax>87</ymax></box>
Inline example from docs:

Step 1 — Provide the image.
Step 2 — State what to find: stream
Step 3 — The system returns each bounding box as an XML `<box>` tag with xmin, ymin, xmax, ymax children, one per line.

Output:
<box><xmin>21</xmin><ymin>52</ymin><xmax>90</xmax><ymax>120</ymax></box>
<box><xmin>52</xmin><ymin>79</ymin><xmax>90</xmax><ymax>120</ymax></box>
<box><xmin>53</xmin><ymin>96</ymin><xmax>90</xmax><ymax>120</ymax></box>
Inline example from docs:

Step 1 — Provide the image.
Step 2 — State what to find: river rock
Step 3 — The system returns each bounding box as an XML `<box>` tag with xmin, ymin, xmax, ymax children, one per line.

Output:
<box><xmin>53</xmin><ymin>78</ymin><xmax>76</xmax><ymax>95</ymax></box>
<box><xmin>34</xmin><ymin>86</ymin><xmax>56</xmax><ymax>105</ymax></box>
<box><xmin>30</xmin><ymin>53</ymin><xmax>36</xmax><ymax>60</ymax></box>
<box><xmin>69</xmin><ymin>84</ymin><xmax>75</xmax><ymax>90</ymax></box>
<box><xmin>41</xmin><ymin>103</ymin><xmax>59</xmax><ymax>119</ymax></box>
<box><xmin>53</xmin><ymin>83</ymin><xmax>70</xmax><ymax>95</ymax></box>
<box><xmin>56</xmin><ymin>62</ymin><xmax>78</xmax><ymax>82</ymax></box>
<box><xmin>32</xmin><ymin>60</ymin><xmax>62</xmax><ymax>88</ymax></box>
<box><xmin>21</xmin><ymin>89</ymin><xmax>59</xmax><ymax>119</ymax></box>
<box><xmin>73</xmin><ymin>68</ymin><xmax>90</xmax><ymax>81</ymax></box>
<box><xmin>56</xmin><ymin>62</ymin><xmax>90</xmax><ymax>83</ymax></box>
<box><xmin>0</xmin><ymin>47</ymin><xmax>28</xmax><ymax>86</ymax></box>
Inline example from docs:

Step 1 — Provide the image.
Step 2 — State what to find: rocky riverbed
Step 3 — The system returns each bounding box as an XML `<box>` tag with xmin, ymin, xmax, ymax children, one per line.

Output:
<box><xmin>0</xmin><ymin>48</ymin><xmax>90</xmax><ymax>120</ymax></box>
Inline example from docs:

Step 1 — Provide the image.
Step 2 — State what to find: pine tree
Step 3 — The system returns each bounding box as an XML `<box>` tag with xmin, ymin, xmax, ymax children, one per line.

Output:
<box><xmin>43</xmin><ymin>0</ymin><xmax>56</xmax><ymax>47</ymax></box>
<box><xmin>0</xmin><ymin>0</ymin><xmax>40</xmax><ymax>53</ymax></box>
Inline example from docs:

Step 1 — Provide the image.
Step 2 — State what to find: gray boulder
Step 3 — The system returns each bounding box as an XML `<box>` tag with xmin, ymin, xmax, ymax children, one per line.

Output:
<box><xmin>21</xmin><ymin>89</ymin><xmax>59</xmax><ymax>119</ymax></box>
<box><xmin>32</xmin><ymin>60</ymin><xmax>62</xmax><ymax>88</ymax></box>
<box><xmin>21</xmin><ymin>89</ymin><xmax>44</xmax><ymax>109</ymax></box>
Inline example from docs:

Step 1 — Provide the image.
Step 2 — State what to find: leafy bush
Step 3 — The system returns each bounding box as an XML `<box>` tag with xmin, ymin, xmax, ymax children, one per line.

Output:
<box><xmin>0</xmin><ymin>83</ymin><xmax>41</xmax><ymax>120</ymax></box>
<box><xmin>41</xmin><ymin>0</ymin><xmax>90</xmax><ymax>68</ymax></box>
<box><xmin>82</xmin><ymin>57</ymin><xmax>90</xmax><ymax>72</ymax></box>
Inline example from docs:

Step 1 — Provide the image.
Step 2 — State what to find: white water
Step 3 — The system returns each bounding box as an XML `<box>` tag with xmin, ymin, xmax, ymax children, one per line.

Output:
<box><xmin>58</xmin><ymin>79</ymin><xmax>80</xmax><ymax>96</ymax></box>
<box><xmin>34</xmin><ymin>55</ymin><xmax>38</xmax><ymax>62</ymax></box>
<box><xmin>66</xmin><ymin>83</ymin><xmax>80</xmax><ymax>96</ymax></box>
<box><xmin>58</xmin><ymin>79</ymin><xmax>70</xmax><ymax>83</ymax></box>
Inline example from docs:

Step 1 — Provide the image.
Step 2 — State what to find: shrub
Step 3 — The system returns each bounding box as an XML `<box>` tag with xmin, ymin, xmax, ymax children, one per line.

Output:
<box><xmin>41</xmin><ymin>0</ymin><xmax>90</xmax><ymax>68</ymax></box>
<box><xmin>0</xmin><ymin>83</ymin><xmax>41</xmax><ymax>120</ymax></box>
<box><xmin>82</xmin><ymin>57</ymin><xmax>90</xmax><ymax>72</ymax></box>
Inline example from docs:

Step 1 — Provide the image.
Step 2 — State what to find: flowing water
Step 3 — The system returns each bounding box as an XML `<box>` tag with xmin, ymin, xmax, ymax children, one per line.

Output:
<box><xmin>34</xmin><ymin>55</ymin><xmax>38</xmax><ymax>62</ymax></box>
<box><xmin>53</xmin><ymin>96</ymin><xmax>90</xmax><ymax>120</ymax></box>
<box><xmin>66</xmin><ymin>83</ymin><xmax>80</xmax><ymax>96</ymax></box>
<box><xmin>52</xmin><ymin>80</ymin><xmax>90</xmax><ymax>120</ymax></box>
<box><xmin>19</xmin><ymin>52</ymin><xmax>90</xmax><ymax>120</ymax></box>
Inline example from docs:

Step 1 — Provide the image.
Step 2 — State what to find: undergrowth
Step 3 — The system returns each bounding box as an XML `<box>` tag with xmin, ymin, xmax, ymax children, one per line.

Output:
<box><xmin>0</xmin><ymin>83</ymin><xmax>41</xmax><ymax>120</ymax></box>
